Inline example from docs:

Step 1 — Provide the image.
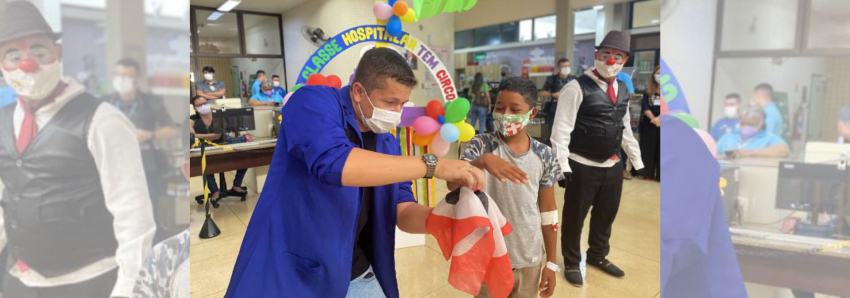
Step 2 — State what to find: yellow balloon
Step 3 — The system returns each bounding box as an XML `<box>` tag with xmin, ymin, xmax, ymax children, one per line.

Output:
<box><xmin>401</xmin><ymin>9</ymin><xmax>416</xmax><ymax>23</ymax></box>
<box><xmin>456</xmin><ymin>122</ymin><xmax>475</xmax><ymax>142</ymax></box>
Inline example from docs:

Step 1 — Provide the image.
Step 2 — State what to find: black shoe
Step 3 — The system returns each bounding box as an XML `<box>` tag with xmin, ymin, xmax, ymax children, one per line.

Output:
<box><xmin>564</xmin><ymin>265</ymin><xmax>583</xmax><ymax>286</ymax></box>
<box><xmin>587</xmin><ymin>259</ymin><xmax>625</xmax><ymax>278</ymax></box>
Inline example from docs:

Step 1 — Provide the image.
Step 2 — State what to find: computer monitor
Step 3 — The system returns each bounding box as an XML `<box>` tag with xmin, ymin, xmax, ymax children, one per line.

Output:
<box><xmin>775</xmin><ymin>161</ymin><xmax>849</xmax><ymax>213</ymax></box>
<box><xmin>222</xmin><ymin>108</ymin><xmax>256</xmax><ymax>132</ymax></box>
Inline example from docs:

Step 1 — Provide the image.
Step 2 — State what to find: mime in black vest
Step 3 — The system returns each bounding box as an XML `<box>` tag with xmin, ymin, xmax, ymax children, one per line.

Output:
<box><xmin>0</xmin><ymin>2</ymin><xmax>155</xmax><ymax>298</ymax></box>
<box><xmin>550</xmin><ymin>31</ymin><xmax>644</xmax><ymax>287</ymax></box>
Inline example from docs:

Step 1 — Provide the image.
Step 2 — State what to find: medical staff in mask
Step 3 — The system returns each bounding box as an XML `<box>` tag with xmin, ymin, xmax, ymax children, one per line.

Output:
<box><xmin>550</xmin><ymin>30</ymin><xmax>644</xmax><ymax>286</ymax></box>
<box><xmin>710</xmin><ymin>93</ymin><xmax>741</xmax><ymax>141</ymax></box>
<box><xmin>716</xmin><ymin>103</ymin><xmax>790</xmax><ymax>158</ymax></box>
<box><xmin>225</xmin><ymin>48</ymin><xmax>486</xmax><ymax>298</ymax></box>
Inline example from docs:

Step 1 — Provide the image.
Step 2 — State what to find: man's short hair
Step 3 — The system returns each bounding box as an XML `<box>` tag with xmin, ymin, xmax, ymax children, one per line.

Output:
<box><xmin>272</xmin><ymin>75</ymin><xmax>280</xmax><ymax>80</ymax></box>
<box><xmin>557</xmin><ymin>58</ymin><xmax>569</xmax><ymax>65</ymax></box>
<box><xmin>256</xmin><ymin>70</ymin><xmax>266</xmax><ymax>76</ymax></box>
<box><xmin>202</xmin><ymin>66</ymin><xmax>215</xmax><ymax>73</ymax></box>
<box><xmin>754</xmin><ymin>83</ymin><xmax>774</xmax><ymax>98</ymax></box>
<box><xmin>725</xmin><ymin>93</ymin><xmax>741</xmax><ymax>102</ymax></box>
<box><xmin>116</xmin><ymin>58</ymin><xmax>141</xmax><ymax>74</ymax></box>
<box><xmin>353</xmin><ymin>48</ymin><xmax>417</xmax><ymax>93</ymax></box>
<box><xmin>498</xmin><ymin>77</ymin><xmax>538</xmax><ymax>108</ymax></box>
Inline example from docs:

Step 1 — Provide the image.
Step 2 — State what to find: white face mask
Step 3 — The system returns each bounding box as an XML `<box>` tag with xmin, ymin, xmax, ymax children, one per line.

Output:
<box><xmin>594</xmin><ymin>59</ymin><xmax>623</xmax><ymax>79</ymax></box>
<box><xmin>196</xmin><ymin>104</ymin><xmax>211</xmax><ymax>115</ymax></box>
<box><xmin>112</xmin><ymin>76</ymin><xmax>135</xmax><ymax>95</ymax></box>
<box><xmin>654</xmin><ymin>74</ymin><xmax>661</xmax><ymax>83</ymax></box>
<box><xmin>357</xmin><ymin>89</ymin><xmax>401</xmax><ymax>134</ymax></box>
<box><xmin>561</xmin><ymin>67</ymin><xmax>571</xmax><ymax>76</ymax></box>
<box><xmin>273</xmin><ymin>81</ymin><xmax>280</xmax><ymax>87</ymax></box>
<box><xmin>724</xmin><ymin>106</ymin><xmax>738</xmax><ymax>118</ymax></box>
<box><xmin>204</xmin><ymin>73</ymin><xmax>214</xmax><ymax>81</ymax></box>
<box><xmin>1</xmin><ymin>60</ymin><xmax>63</xmax><ymax>101</ymax></box>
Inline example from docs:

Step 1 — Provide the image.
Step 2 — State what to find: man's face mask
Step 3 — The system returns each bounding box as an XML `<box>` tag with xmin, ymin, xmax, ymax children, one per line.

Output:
<box><xmin>112</xmin><ymin>76</ymin><xmax>134</xmax><ymax>95</ymax></box>
<box><xmin>273</xmin><ymin>80</ymin><xmax>280</xmax><ymax>87</ymax></box>
<box><xmin>357</xmin><ymin>86</ymin><xmax>402</xmax><ymax>134</ymax></box>
<box><xmin>204</xmin><ymin>73</ymin><xmax>214</xmax><ymax>81</ymax></box>
<box><xmin>493</xmin><ymin>110</ymin><xmax>533</xmax><ymax>137</ymax></box>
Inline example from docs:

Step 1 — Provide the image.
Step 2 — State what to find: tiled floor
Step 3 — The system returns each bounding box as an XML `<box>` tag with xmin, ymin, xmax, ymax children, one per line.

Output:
<box><xmin>189</xmin><ymin>171</ymin><xmax>660</xmax><ymax>298</ymax></box>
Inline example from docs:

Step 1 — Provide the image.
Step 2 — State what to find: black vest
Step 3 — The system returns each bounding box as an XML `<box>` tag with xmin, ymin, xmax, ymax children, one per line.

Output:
<box><xmin>0</xmin><ymin>93</ymin><xmax>118</xmax><ymax>278</ymax></box>
<box><xmin>568</xmin><ymin>75</ymin><xmax>631</xmax><ymax>163</ymax></box>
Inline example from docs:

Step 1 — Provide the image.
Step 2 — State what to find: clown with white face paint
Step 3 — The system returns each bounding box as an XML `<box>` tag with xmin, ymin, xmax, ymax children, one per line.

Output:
<box><xmin>549</xmin><ymin>30</ymin><xmax>644</xmax><ymax>287</ymax></box>
<box><xmin>0</xmin><ymin>2</ymin><xmax>155</xmax><ymax>298</ymax></box>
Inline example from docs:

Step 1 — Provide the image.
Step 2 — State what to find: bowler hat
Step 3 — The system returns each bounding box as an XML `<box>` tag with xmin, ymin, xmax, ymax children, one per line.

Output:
<box><xmin>0</xmin><ymin>1</ymin><xmax>62</xmax><ymax>46</ymax></box>
<box><xmin>596</xmin><ymin>30</ymin><xmax>630</xmax><ymax>55</ymax></box>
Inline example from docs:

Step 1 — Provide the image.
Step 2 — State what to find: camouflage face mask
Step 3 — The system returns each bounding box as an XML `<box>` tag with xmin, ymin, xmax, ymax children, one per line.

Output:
<box><xmin>493</xmin><ymin>110</ymin><xmax>533</xmax><ymax>137</ymax></box>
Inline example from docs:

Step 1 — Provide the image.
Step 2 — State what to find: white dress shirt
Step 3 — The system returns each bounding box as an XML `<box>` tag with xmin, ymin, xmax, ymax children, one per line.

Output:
<box><xmin>0</xmin><ymin>78</ymin><xmax>155</xmax><ymax>297</ymax></box>
<box><xmin>550</xmin><ymin>68</ymin><xmax>645</xmax><ymax>173</ymax></box>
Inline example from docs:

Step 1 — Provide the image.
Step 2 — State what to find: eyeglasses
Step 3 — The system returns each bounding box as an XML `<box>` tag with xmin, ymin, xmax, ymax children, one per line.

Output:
<box><xmin>599</xmin><ymin>52</ymin><xmax>626</xmax><ymax>63</ymax></box>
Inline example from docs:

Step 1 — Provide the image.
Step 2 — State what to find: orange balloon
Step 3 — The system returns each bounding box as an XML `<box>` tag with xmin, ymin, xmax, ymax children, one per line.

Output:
<box><xmin>306</xmin><ymin>73</ymin><xmax>327</xmax><ymax>86</ymax></box>
<box><xmin>412</xmin><ymin>132</ymin><xmax>436</xmax><ymax>147</ymax></box>
<box><xmin>392</xmin><ymin>1</ymin><xmax>408</xmax><ymax>17</ymax></box>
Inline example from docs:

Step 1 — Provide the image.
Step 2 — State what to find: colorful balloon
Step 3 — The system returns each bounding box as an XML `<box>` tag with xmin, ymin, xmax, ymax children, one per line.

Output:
<box><xmin>291</xmin><ymin>84</ymin><xmax>304</xmax><ymax>92</ymax></box>
<box><xmin>392</xmin><ymin>1</ymin><xmax>409</xmax><ymax>16</ymax></box>
<box><xmin>282</xmin><ymin>92</ymin><xmax>293</xmax><ymax>106</ymax></box>
<box><xmin>437</xmin><ymin>116</ymin><xmax>445</xmax><ymax>125</ymax></box>
<box><xmin>373</xmin><ymin>2</ymin><xmax>393</xmax><ymax>19</ymax></box>
<box><xmin>456</xmin><ymin>122</ymin><xmax>475</xmax><ymax>142</ymax></box>
<box><xmin>445</xmin><ymin>98</ymin><xmax>470</xmax><ymax>123</ymax></box>
<box><xmin>401</xmin><ymin>9</ymin><xmax>416</xmax><ymax>23</ymax></box>
<box><xmin>326</xmin><ymin>75</ymin><xmax>342</xmax><ymax>89</ymax></box>
<box><xmin>440</xmin><ymin>123</ymin><xmax>459</xmax><ymax>143</ymax></box>
<box><xmin>694</xmin><ymin>128</ymin><xmax>718</xmax><ymax>158</ymax></box>
<box><xmin>426</xmin><ymin>100</ymin><xmax>445</xmax><ymax>119</ymax></box>
<box><xmin>413</xmin><ymin>116</ymin><xmax>440</xmax><ymax>136</ymax></box>
<box><xmin>306</xmin><ymin>73</ymin><xmax>327</xmax><ymax>86</ymax></box>
<box><xmin>430</xmin><ymin>133</ymin><xmax>450</xmax><ymax>157</ymax></box>
<box><xmin>387</xmin><ymin>16</ymin><xmax>402</xmax><ymax>37</ymax></box>
<box><xmin>412</xmin><ymin>132</ymin><xmax>436</xmax><ymax>147</ymax></box>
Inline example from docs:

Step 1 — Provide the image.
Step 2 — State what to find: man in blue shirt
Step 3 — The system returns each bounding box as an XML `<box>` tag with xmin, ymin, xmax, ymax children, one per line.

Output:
<box><xmin>271</xmin><ymin>75</ymin><xmax>286</xmax><ymax>97</ymax></box>
<box><xmin>752</xmin><ymin>83</ymin><xmax>784</xmax><ymax>137</ymax></box>
<box><xmin>716</xmin><ymin>104</ymin><xmax>790</xmax><ymax>158</ymax></box>
<box><xmin>224</xmin><ymin>48</ymin><xmax>485</xmax><ymax>298</ymax></box>
<box><xmin>710</xmin><ymin>93</ymin><xmax>741</xmax><ymax>141</ymax></box>
<box><xmin>247</xmin><ymin>81</ymin><xmax>284</xmax><ymax>107</ymax></box>
<box><xmin>0</xmin><ymin>86</ymin><xmax>15</xmax><ymax>109</ymax></box>
<box><xmin>251</xmin><ymin>70</ymin><xmax>266</xmax><ymax>97</ymax></box>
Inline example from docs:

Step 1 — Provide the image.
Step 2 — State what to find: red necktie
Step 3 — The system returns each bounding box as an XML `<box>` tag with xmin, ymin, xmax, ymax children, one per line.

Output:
<box><xmin>593</xmin><ymin>70</ymin><xmax>620</xmax><ymax>161</ymax></box>
<box><xmin>15</xmin><ymin>85</ymin><xmax>64</xmax><ymax>154</ymax></box>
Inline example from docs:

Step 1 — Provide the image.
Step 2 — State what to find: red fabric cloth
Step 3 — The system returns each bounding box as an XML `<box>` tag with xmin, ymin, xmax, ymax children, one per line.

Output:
<box><xmin>15</xmin><ymin>84</ymin><xmax>66</xmax><ymax>153</ymax></box>
<box><xmin>426</xmin><ymin>188</ymin><xmax>514</xmax><ymax>298</ymax></box>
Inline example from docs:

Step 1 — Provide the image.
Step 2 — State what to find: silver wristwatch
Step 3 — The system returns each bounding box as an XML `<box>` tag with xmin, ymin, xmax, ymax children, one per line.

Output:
<box><xmin>422</xmin><ymin>154</ymin><xmax>438</xmax><ymax>179</ymax></box>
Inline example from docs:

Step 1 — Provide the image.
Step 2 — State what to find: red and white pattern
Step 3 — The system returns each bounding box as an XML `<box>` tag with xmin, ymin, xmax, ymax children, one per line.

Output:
<box><xmin>504</xmin><ymin>122</ymin><xmax>522</xmax><ymax>136</ymax></box>
<box><xmin>426</xmin><ymin>187</ymin><xmax>514</xmax><ymax>298</ymax></box>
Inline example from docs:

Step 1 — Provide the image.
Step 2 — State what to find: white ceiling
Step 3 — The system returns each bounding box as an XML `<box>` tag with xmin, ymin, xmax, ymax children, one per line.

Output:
<box><xmin>190</xmin><ymin>0</ymin><xmax>312</xmax><ymax>14</ymax></box>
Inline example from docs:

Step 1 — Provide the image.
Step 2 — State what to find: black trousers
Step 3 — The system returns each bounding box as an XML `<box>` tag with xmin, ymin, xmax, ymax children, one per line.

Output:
<box><xmin>640</xmin><ymin>125</ymin><xmax>660</xmax><ymax>179</ymax></box>
<box><xmin>3</xmin><ymin>268</ymin><xmax>118</xmax><ymax>298</ymax></box>
<box><xmin>561</xmin><ymin>159</ymin><xmax>624</xmax><ymax>266</ymax></box>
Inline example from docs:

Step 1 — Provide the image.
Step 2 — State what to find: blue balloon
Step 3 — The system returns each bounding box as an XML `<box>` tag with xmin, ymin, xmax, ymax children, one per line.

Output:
<box><xmin>440</xmin><ymin>123</ymin><xmax>459</xmax><ymax>143</ymax></box>
<box><xmin>388</xmin><ymin>0</ymin><xmax>397</xmax><ymax>5</ymax></box>
<box><xmin>437</xmin><ymin>116</ymin><xmax>445</xmax><ymax>124</ymax></box>
<box><xmin>387</xmin><ymin>16</ymin><xmax>402</xmax><ymax>37</ymax></box>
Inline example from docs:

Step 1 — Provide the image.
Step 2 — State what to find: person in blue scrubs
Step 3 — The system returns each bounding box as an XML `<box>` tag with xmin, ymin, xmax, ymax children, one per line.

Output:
<box><xmin>251</xmin><ymin>70</ymin><xmax>266</xmax><ymax>97</ymax></box>
<box><xmin>0</xmin><ymin>86</ymin><xmax>15</xmax><ymax>109</ymax></box>
<box><xmin>752</xmin><ymin>83</ymin><xmax>784</xmax><ymax>137</ymax></box>
<box><xmin>224</xmin><ymin>48</ymin><xmax>486</xmax><ymax>298</ymax></box>
<box><xmin>710</xmin><ymin>93</ymin><xmax>741</xmax><ymax>141</ymax></box>
<box><xmin>716</xmin><ymin>104</ymin><xmax>790</xmax><ymax>158</ymax></box>
<box><xmin>271</xmin><ymin>75</ymin><xmax>286</xmax><ymax>97</ymax></box>
<box><xmin>247</xmin><ymin>81</ymin><xmax>283</xmax><ymax>107</ymax></box>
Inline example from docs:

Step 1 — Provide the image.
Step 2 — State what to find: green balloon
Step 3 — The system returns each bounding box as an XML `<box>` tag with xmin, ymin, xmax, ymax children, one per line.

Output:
<box><xmin>445</xmin><ymin>98</ymin><xmax>470</xmax><ymax>123</ymax></box>
<box><xmin>291</xmin><ymin>84</ymin><xmax>305</xmax><ymax>92</ymax></box>
<box><xmin>671</xmin><ymin>113</ymin><xmax>700</xmax><ymax>129</ymax></box>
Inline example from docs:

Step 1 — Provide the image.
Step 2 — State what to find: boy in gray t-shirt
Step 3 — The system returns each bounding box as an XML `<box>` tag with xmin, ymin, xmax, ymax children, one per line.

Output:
<box><xmin>450</xmin><ymin>77</ymin><xmax>564</xmax><ymax>298</ymax></box>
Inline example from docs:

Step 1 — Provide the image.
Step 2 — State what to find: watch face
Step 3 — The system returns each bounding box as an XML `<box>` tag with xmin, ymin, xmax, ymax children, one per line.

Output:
<box><xmin>424</xmin><ymin>154</ymin><xmax>437</xmax><ymax>163</ymax></box>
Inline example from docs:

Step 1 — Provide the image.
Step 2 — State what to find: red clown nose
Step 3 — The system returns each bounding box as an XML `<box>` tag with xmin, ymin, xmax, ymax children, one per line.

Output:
<box><xmin>18</xmin><ymin>58</ymin><xmax>39</xmax><ymax>73</ymax></box>
<box><xmin>605</xmin><ymin>58</ymin><xmax>616</xmax><ymax>66</ymax></box>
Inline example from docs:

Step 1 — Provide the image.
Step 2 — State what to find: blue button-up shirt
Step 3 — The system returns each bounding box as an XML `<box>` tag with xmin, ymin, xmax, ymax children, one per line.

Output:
<box><xmin>763</xmin><ymin>102</ymin><xmax>784</xmax><ymax>137</ymax></box>
<box><xmin>225</xmin><ymin>85</ymin><xmax>415</xmax><ymax>298</ymax></box>
<box><xmin>716</xmin><ymin>129</ymin><xmax>786</xmax><ymax>154</ymax></box>
<box><xmin>251</xmin><ymin>79</ymin><xmax>262</xmax><ymax>97</ymax></box>
<box><xmin>249</xmin><ymin>92</ymin><xmax>284</xmax><ymax>104</ymax></box>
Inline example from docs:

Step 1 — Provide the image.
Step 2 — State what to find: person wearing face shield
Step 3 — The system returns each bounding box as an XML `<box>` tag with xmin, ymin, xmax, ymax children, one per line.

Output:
<box><xmin>247</xmin><ymin>80</ymin><xmax>283</xmax><ymax>107</ymax></box>
<box><xmin>716</xmin><ymin>103</ymin><xmax>790</xmax><ymax>158</ymax></box>
<box><xmin>549</xmin><ymin>31</ymin><xmax>644</xmax><ymax>286</ymax></box>
<box><xmin>195</xmin><ymin>66</ymin><xmax>227</xmax><ymax>102</ymax></box>
<box><xmin>710</xmin><ymin>93</ymin><xmax>742</xmax><ymax>141</ymax></box>
<box><xmin>0</xmin><ymin>2</ymin><xmax>155</xmax><ymax>298</ymax></box>
<box><xmin>224</xmin><ymin>48</ymin><xmax>486</xmax><ymax>298</ymax></box>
